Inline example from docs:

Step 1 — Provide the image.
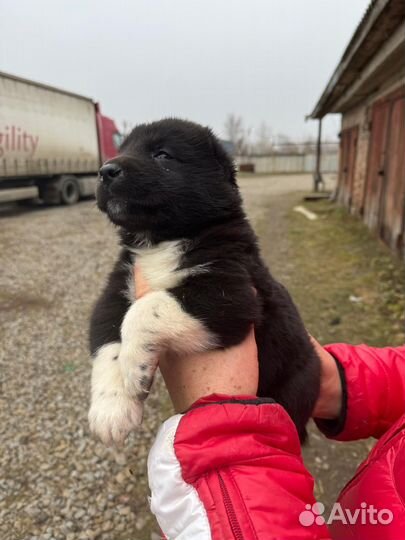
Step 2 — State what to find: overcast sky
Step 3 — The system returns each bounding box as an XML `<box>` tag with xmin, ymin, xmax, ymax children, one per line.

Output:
<box><xmin>1</xmin><ymin>0</ymin><xmax>370</xmax><ymax>142</ymax></box>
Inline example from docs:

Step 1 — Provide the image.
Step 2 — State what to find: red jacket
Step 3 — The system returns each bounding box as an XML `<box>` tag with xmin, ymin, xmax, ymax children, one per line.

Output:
<box><xmin>148</xmin><ymin>344</ymin><xmax>405</xmax><ymax>539</ymax></box>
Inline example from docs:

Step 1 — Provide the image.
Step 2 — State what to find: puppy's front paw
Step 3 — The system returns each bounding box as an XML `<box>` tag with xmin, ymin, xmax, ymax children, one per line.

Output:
<box><xmin>88</xmin><ymin>392</ymin><xmax>143</xmax><ymax>446</ymax></box>
<box><xmin>119</xmin><ymin>353</ymin><xmax>155</xmax><ymax>400</ymax></box>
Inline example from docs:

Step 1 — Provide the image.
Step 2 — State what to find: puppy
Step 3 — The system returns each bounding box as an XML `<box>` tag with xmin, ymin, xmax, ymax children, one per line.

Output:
<box><xmin>88</xmin><ymin>118</ymin><xmax>320</xmax><ymax>445</ymax></box>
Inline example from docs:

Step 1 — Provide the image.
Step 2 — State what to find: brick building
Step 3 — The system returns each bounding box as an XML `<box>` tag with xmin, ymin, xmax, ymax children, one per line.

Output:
<box><xmin>310</xmin><ymin>0</ymin><xmax>405</xmax><ymax>255</ymax></box>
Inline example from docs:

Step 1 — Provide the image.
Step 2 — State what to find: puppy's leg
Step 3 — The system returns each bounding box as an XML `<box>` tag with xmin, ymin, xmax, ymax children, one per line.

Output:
<box><xmin>88</xmin><ymin>342</ymin><xmax>143</xmax><ymax>446</ymax></box>
<box><xmin>119</xmin><ymin>290</ymin><xmax>215</xmax><ymax>402</ymax></box>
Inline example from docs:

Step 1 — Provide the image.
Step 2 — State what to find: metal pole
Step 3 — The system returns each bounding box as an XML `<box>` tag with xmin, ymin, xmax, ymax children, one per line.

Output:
<box><xmin>314</xmin><ymin>118</ymin><xmax>323</xmax><ymax>192</ymax></box>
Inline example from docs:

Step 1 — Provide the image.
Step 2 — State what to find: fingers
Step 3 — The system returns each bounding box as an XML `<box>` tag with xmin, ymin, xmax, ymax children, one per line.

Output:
<box><xmin>134</xmin><ymin>262</ymin><xmax>150</xmax><ymax>299</ymax></box>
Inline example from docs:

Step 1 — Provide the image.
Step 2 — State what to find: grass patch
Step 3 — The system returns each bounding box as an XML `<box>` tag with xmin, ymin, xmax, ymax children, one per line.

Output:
<box><xmin>286</xmin><ymin>200</ymin><xmax>404</xmax><ymax>347</ymax></box>
<box><xmin>254</xmin><ymin>195</ymin><xmax>405</xmax><ymax>509</ymax></box>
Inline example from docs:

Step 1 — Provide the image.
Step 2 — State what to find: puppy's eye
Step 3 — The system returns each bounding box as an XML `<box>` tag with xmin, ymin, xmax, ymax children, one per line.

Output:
<box><xmin>153</xmin><ymin>150</ymin><xmax>173</xmax><ymax>160</ymax></box>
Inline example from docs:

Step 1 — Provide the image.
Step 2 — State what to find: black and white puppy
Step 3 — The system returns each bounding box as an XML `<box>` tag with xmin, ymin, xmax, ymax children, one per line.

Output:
<box><xmin>88</xmin><ymin>118</ymin><xmax>320</xmax><ymax>445</ymax></box>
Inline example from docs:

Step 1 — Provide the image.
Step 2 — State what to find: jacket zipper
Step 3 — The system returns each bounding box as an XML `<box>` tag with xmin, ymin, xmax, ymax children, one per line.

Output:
<box><xmin>217</xmin><ymin>471</ymin><xmax>245</xmax><ymax>540</ymax></box>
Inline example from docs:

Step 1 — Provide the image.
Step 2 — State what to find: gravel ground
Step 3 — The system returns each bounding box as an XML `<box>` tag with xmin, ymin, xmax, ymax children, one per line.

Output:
<box><xmin>0</xmin><ymin>199</ymin><xmax>171</xmax><ymax>540</ymax></box>
<box><xmin>0</xmin><ymin>173</ymin><xmax>343</xmax><ymax>539</ymax></box>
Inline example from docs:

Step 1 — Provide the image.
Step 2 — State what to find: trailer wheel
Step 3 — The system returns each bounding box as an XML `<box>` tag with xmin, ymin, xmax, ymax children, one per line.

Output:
<box><xmin>60</xmin><ymin>176</ymin><xmax>80</xmax><ymax>205</ymax></box>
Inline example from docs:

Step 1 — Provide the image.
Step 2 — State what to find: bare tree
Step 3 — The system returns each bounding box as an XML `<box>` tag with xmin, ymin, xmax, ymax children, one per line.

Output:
<box><xmin>254</xmin><ymin>122</ymin><xmax>273</xmax><ymax>155</ymax></box>
<box><xmin>274</xmin><ymin>133</ymin><xmax>300</xmax><ymax>154</ymax></box>
<box><xmin>121</xmin><ymin>120</ymin><xmax>133</xmax><ymax>137</ymax></box>
<box><xmin>299</xmin><ymin>135</ymin><xmax>317</xmax><ymax>155</ymax></box>
<box><xmin>224</xmin><ymin>114</ymin><xmax>247</xmax><ymax>155</ymax></box>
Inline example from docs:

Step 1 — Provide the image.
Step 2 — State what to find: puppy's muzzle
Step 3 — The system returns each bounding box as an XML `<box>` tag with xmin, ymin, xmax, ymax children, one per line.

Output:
<box><xmin>99</xmin><ymin>162</ymin><xmax>123</xmax><ymax>187</ymax></box>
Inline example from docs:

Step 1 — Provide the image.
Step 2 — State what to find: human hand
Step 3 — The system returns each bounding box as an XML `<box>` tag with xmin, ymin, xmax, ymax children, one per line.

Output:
<box><xmin>134</xmin><ymin>265</ymin><xmax>341</xmax><ymax>417</ymax></box>
<box><xmin>310</xmin><ymin>336</ymin><xmax>342</xmax><ymax>420</ymax></box>
<box><xmin>161</xmin><ymin>331</ymin><xmax>343</xmax><ymax>416</ymax></box>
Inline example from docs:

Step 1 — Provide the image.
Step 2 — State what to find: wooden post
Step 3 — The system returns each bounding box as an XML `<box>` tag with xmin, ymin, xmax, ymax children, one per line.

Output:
<box><xmin>314</xmin><ymin>118</ymin><xmax>323</xmax><ymax>192</ymax></box>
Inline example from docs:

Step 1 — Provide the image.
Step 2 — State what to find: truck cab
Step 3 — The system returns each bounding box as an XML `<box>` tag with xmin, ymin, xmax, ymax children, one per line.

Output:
<box><xmin>96</xmin><ymin>105</ymin><xmax>123</xmax><ymax>163</ymax></box>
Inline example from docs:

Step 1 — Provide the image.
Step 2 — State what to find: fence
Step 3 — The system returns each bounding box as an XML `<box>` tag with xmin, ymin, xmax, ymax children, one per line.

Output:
<box><xmin>236</xmin><ymin>153</ymin><xmax>339</xmax><ymax>174</ymax></box>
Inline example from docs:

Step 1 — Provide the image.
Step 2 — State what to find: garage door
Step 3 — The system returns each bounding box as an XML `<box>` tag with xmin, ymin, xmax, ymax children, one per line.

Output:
<box><xmin>363</xmin><ymin>87</ymin><xmax>405</xmax><ymax>254</ymax></box>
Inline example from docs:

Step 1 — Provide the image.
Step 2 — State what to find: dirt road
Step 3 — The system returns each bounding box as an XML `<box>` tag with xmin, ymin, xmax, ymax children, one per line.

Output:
<box><xmin>1</xmin><ymin>172</ymin><xmax>403</xmax><ymax>539</ymax></box>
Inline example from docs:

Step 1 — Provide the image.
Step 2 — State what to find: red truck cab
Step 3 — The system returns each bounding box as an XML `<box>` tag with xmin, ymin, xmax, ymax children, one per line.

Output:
<box><xmin>95</xmin><ymin>103</ymin><xmax>122</xmax><ymax>163</ymax></box>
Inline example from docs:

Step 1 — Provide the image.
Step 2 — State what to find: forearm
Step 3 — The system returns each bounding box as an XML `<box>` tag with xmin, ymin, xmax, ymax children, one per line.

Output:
<box><xmin>311</xmin><ymin>336</ymin><xmax>342</xmax><ymax>419</ymax></box>
<box><xmin>316</xmin><ymin>343</ymin><xmax>405</xmax><ymax>440</ymax></box>
<box><xmin>159</xmin><ymin>327</ymin><xmax>259</xmax><ymax>412</ymax></box>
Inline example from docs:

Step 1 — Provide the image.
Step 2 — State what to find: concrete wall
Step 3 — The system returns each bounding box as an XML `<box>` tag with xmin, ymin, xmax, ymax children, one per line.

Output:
<box><xmin>236</xmin><ymin>153</ymin><xmax>338</xmax><ymax>174</ymax></box>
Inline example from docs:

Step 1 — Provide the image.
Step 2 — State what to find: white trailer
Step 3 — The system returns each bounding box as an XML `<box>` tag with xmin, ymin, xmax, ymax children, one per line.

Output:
<box><xmin>0</xmin><ymin>71</ymin><xmax>120</xmax><ymax>204</ymax></box>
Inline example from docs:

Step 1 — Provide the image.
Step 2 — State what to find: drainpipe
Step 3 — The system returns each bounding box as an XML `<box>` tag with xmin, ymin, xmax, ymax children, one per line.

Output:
<box><xmin>314</xmin><ymin>118</ymin><xmax>324</xmax><ymax>192</ymax></box>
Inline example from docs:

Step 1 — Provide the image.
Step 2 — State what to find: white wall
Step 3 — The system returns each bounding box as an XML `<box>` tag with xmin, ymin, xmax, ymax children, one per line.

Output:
<box><xmin>236</xmin><ymin>153</ymin><xmax>339</xmax><ymax>174</ymax></box>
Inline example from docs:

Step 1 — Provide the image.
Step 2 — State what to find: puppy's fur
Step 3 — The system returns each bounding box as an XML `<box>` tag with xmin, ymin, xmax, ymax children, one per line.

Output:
<box><xmin>88</xmin><ymin>118</ymin><xmax>320</xmax><ymax>445</ymax></box>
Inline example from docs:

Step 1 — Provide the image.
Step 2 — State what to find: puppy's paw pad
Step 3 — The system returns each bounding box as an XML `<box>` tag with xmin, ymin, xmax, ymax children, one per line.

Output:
<box><xmin>88</xmin><ymin>392</ymin><xmax>143</xmax><ymax>446</ymax></box>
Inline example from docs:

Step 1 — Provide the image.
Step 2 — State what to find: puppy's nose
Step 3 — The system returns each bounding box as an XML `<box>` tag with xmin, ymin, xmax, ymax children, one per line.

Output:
<box><xmin>99</xmin><ymin>163</ymin><xmax>123</xmax><ymax>184</ymax></box>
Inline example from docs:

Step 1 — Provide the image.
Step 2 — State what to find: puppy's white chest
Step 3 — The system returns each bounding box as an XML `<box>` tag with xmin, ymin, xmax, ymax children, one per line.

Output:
<box><xmin>134</xmin><ymin>241</ymin><xmax>185</xmax><ymax>291</ymax></box>
<box><xmin>127</xmin><ymin>240</ymin><xmax>208</xmax><ymax>302</ymax></box>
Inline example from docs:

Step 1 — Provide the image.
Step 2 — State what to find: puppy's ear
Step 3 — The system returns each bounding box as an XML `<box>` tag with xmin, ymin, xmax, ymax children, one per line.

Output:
<box><xmin>207</xmin><ymin>129</ymin><xmax>237</xmax><ymax>184</ymax></box>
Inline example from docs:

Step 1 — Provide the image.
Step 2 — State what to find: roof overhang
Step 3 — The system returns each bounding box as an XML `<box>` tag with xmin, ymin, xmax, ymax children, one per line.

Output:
<box><xmin>309</xmin><ymin>0</ymin><xmax>405</xmax><ymax>119</ymax></box>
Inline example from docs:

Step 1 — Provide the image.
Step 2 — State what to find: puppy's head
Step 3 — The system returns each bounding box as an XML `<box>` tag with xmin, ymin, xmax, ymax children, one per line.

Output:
<box><xmin>96</xmin><ymin>118</ymin><xmax>241</xmax><ymax>241</ymax></box>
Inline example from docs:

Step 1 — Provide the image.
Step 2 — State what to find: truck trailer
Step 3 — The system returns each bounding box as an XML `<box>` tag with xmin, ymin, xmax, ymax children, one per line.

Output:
<box><xmin>0</xmin><ymin>71</ymin><xmax>121</xmax><ymax>204</ymax></box>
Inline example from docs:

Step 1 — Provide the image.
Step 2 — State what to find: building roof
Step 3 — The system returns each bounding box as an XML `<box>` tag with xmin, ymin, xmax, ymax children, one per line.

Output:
<box><xmin>309</xmin><ymin>0</ymin><xmax>405</xmax><ymax>118</ymax></box>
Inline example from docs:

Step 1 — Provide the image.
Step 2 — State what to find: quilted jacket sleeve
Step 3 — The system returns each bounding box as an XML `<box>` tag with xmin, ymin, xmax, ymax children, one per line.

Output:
<box><xmin>148</xmin><ymin>394</ymin><xmax>330</xmax><ymax>540</ymax></box>
<box><xmin>315</xmin><ymin>344</ymin><xmax>405</xmax><ymax>441</ymax></box>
